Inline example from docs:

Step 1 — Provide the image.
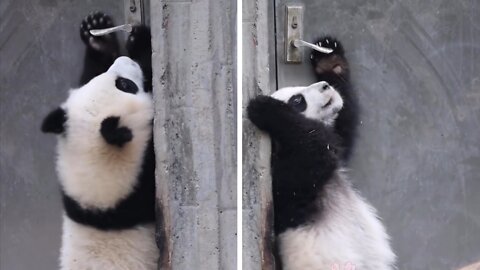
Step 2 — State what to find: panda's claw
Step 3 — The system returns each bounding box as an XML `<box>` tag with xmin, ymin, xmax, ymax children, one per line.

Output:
<box><xmin>310</xmin><ymin>36</ymin><xmax>348</xmax><ymax>76</ymax></box>
<box><xmin>79</xmin><ymin>12</ymin><xmax>119</xmax><ymax>55</ymax></box>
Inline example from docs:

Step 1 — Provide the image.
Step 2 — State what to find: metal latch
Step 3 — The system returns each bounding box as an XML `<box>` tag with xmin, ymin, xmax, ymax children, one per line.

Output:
<box><xmin>90</xmin><ymin>0</ymin><xmax>145</xmax><ymax>37</ymax></box>
<box><xmin>125</xmin><ymin>0</ymin><xmax>145</xmax><ymax>25</ymax></box>
<box><xmin>285</xmin><ymin>4</ymin><xmax>333</xmax><ymax>63</ymax></box>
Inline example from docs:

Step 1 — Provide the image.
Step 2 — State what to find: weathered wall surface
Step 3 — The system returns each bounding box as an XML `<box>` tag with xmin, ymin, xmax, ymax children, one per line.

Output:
<box><xmin>242</xmin><ymin>0</ymin><xmax>276</xmax><ymax>269</ymax></box>
<box><xmin>0</xmin><ymin>1</ymin><xmax>123</xmax><ymax>269</ymax></box>
<box><xmin>150</xmin><ymin>0</ymin><xmax>237</xmax><ymax>269</ymax></box>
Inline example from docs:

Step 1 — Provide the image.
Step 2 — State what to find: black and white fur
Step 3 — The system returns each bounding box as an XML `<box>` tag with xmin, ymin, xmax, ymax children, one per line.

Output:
<box><xmin>41</xmin><ymin>12</ymin><xmax>157</xmax><ymax>270</ymax></box>
<box><xmin>248</xmin><ymin>37</ymin><xmax>395</xmax><ymax>270</ymax></box>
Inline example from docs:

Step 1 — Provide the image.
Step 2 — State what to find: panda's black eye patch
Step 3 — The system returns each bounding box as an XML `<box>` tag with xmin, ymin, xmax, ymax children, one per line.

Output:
<box><xmin>287</xmin><ymin>94</ymin><xmax>307</xmax><ymax>112</ymax></box>
<box><xmin>115</xmin><ymin>77</ymin><xmax>138</xmax><ymax>94</ymax></box>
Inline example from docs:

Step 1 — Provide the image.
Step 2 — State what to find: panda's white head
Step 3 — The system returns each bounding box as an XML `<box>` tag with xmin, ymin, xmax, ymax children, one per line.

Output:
<box><xmin>42</xmin><ymin>56</ymin><xmax>153</xmax><ymax>210</ymax></box>
<box><xmin>271</xmin><ymin>81</ymin><xmax>344</xmax><ymax>126</ymax></box>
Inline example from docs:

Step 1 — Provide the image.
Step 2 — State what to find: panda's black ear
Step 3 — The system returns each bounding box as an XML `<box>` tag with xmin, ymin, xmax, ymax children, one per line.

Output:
<box><xmin>41</xmin><ymin>107</ymin><xmax>67</xmax><ymax>134</ymax></box>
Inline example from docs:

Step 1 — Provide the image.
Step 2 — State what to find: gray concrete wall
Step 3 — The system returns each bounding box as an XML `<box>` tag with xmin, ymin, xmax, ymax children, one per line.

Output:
<box><xmin>273</xmin><ymin>0</ymin><xmax>480</xmax><ymax>269</ymax></box>
<box><xmin>242</xmin><ymin>0</ymin><xmax>276</xmax><ymax>269</ymax></box>
<box><xmin>0</xmin><ymin>1</ymin><xmax>124</xmax><ymax>269</ymax></box>
<box><xmin>150</xmin><ymin>0</ymin><xmax>237</xmax><ymax>269</ymax></box>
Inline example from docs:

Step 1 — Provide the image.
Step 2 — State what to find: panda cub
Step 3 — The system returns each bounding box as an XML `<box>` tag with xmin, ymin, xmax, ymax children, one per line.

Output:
<box><xmin>41</xmin><ymin>12</ymin><xmax>157</xmax><ymax>270</ymax></box>
<box><xmin>248</xmin><ymin>37</ymin><xmax>395</xmax><ymax>270</ymax></box>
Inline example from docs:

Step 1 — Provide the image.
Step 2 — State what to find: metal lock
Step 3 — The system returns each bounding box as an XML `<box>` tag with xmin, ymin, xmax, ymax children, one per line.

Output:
<box><xmin>90</xmin><ymin>0</ymin><xmax>145</xmax><ymax>36</ymax></box>
<box><xmin>285</xmin><ymin>4</ymin><xmax>333</xmax><ymax>63</ymax></box>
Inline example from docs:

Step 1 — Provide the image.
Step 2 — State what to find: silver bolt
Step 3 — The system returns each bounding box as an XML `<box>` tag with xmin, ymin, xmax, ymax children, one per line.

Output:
<box><xmin>291</xmin><ymin>16</ymin><xmax>298</xmax><ymax>29</ymax></box>
<box><xmin>130</xmin><ymin>0</ymin><xmax>137</xmax><ymax>12</ymax></box>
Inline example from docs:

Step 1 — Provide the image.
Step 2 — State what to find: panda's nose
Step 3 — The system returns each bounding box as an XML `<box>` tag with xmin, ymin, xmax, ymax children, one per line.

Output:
<box><xmin>107</xmin><ymin>56</ymin><xmax>143</xmax><ymax>81</ymax></box>
<box><xmin>110</xmin><ymin>56</ymin><xmax>139</xmax><ymax>70</ymax></box>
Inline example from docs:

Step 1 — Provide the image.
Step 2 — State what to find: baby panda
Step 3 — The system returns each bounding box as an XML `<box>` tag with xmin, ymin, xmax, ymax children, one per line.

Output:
<box><xmin>41</xmin><ymin>12</ymin><xmax>157</xmax><ymax>270</ymax></box>
<box><xmin>248</xmin><ymin>37</ymin><xmax>395</xmax><ymax>270</ymax></box>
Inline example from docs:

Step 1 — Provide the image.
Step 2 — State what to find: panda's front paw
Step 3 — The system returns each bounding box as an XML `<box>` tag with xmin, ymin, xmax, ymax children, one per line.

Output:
<box><xmin>100</xmin><ymin>116</ymin><xmax>133</xmax><ymax>147</ymax></box>
<box><xmin>310</xmin><ymin>36</ymin><xmax>348</xmax><ymax>76</ymax></box>
<box><xmin>80</xmin><ymin>11</ymin><xmax>119</xmax><ymax>56</ymax></box>
<box><xmin>318</xmin><ymin>82</ymin><xmax>344</xmax><ymax>126</ymax></box>
<box><xmin>247</xmin><ymin>96</ymin><xmax>291</xmax><ymax>132</ymax></box>
<box><xmin>126</xmin><ymin>25</ymin><xmax>151</xmax><ymax>58</ymax></box>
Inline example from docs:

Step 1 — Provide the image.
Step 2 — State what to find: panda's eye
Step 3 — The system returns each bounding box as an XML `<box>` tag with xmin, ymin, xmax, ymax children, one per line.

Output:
<box><xmin>287</xmin><ymin>94</ymin><xmax>307</xmax><ymax>112</ymax></box>
<box><xmin>115</xmin><ymin>77</ymin><xmax>138</xmax><ymax>94</ymax></box>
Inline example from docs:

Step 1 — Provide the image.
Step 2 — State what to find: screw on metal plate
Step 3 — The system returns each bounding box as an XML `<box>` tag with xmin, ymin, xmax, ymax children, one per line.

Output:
<box><xmin>125</xmin><ymin>0</ymin><xmax>144</xmax><ymax>25</ymax></box>
<box><xmin>285</xmin><ymin>5</ymin><xmax>303</xmax><ymax>63</ymax></box>
<box><xmin>129</xmin><ymin>0</ymin><xmax>137</xmax><ymax>12</ymax></box>
<box><xmin>291</xmin><ymin>16</ymin><xmax>298</xmax><ymax>29</ymax></box>
<box><xmin>89</xmin><ymin>24</ymin><xmax>133</xmax><ymax>36</ymax></box>
<box><xmin>292</xmin><ymin>39</ymin><xmax>333</xmax><ymax>54</ymax></box>
<box><xmin>285</xmin><ymin>4</ymin><xmax>332</xmax><ymax>63</ymax></box>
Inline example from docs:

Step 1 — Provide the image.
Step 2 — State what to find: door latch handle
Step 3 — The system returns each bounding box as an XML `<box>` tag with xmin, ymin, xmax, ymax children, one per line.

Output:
<box><xmin>292</xmin><ymin>39</ymin><xmax>333</xmax><ymax>54</ymax></box>
<box><xmin>89</xmin><ymin>0</ymin><xmax>145</xmax><ymax>37</ymax></box>
<box><xmin>90</xmin><ymin>24</ymin><xmax>133</xmax><ymax>36</ymax></box>
<box><xmin>285</xmin><ymin>5</ymin><xmax>332</xmax><ymax>63</ymax></box>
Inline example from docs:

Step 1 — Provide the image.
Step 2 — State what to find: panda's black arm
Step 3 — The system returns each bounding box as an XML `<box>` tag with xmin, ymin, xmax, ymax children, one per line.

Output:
<box><xmin>79</xmin><ymin>48</ymin><xmax>117</xmax><ymax>86</ymax></box>
<box><xmin>319</xmin><ymin>72</ymin><xmax>358</xmax><ymax>161</ymax></box>
<box><xmin>247</xmin><ymin>95</ymin><xmax>339</xmax><ymax>150</ymax></box>
<box><xmin>310</xmin><ymin>36</ymin><xmax>359</xmax><ymax>161</ymax></box>
<box><xmin>78</xmin><ymin>12</ymin><xmax>120</xmax><ymax>86</ymax></box>
<box><xmin>126</xmin><ymin>26</ymin><xmax>152</xmax><ymax>92</ymax></box>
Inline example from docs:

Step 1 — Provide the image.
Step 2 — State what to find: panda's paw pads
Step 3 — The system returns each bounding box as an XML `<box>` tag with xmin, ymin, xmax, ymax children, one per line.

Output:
<box><xmin>319</xmin><ymin>84</ymin><xmax>343</xmax><ymax>125</ymax></box>
<box><xmin>80</xmin><ymin>11</ymin><xmax>118</xmax><ymax>54</ymax></box>
<box><xmin>310</xmin><ymin>36</ymin><xmax>347</xmax><ymax>75</ymax></box>
<box><xmin>126</xmin><ymin>25</ymin><xmax>151</xmax><ymax>57</ymax></box>
<box><xmin>100</xmin><ymin>116</ymin><xmax>133</xmax><ymax>147</ymax></box>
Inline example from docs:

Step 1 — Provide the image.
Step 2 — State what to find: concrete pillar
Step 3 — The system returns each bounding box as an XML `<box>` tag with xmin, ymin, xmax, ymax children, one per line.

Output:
<box><xmin>242</xmin><ymin>0</ymin><xmax>276</xmax><ymax>268</ymax></box>
<box><xmin>150</xmin><ymin>0</ymin><xmax>237</xmax><ymax>269</ymax></box>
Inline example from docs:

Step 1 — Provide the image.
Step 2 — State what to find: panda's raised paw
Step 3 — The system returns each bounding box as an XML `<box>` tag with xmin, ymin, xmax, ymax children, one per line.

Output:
<box><xmin>126</xmin><ymin>25</ymin><xmax>152</xmax><ymax>58</ymax></box>
<box><xmin>80</xmin><ymin>11</ymin><xmax>119</xmax><ymax>55</ymax></box>
<box><xmin>310</xmin><ymin>36</ymin><xmax>348</xmax><ymax>76</ymax></box>
<box><xmin>100</xmin><ymin>116</ymin><xmax>133</xmax><ymax>147</ymax></box>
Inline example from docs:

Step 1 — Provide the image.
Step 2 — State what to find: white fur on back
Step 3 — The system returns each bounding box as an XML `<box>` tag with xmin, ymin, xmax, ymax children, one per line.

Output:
<box><xmin>278</xmin><ymin>170</ymin><xmax>396</xmax><ymax>270</ymax></box>
<box><xmin>60</xmin><ymin>216</ymin><xmax>158</xmax><ymax>270</ymax></box>
<box><xmin>56</xmin><ymin>57</ymin><xmax>153</xmax><ymax>210</ymax></box>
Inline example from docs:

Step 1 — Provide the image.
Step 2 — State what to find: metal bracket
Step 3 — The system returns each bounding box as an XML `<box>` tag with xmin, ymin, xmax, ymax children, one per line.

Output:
<box><xmin>285</xmin><ymin>4</ymin><xmax>304</xmax><ymax>63</ymax></box>
<box><xmin>285</xmin><ymin>4</ymin><xmax>332</xmax><ymax>63</ymax></box>
<box><xmin>90</xmin><ymin>0</ymin><xmax>145</xmax><ymax>37</ymax></box>
<box><xmin>125</xmin><ymin>0</ymin><xmax>145</xmax><ymax>25</ymax></box>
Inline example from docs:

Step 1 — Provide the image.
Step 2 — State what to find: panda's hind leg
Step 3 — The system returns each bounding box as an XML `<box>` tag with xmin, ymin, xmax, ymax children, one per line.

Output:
<box><xmin>126</xmin><ymin>26</ymin><xmax>152</xmax><ymax>92</ymax></box>
<box><xmin>79</xmin><ymin>11</ymin><xmax>120</xmax><ymax>86</ymax></box>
